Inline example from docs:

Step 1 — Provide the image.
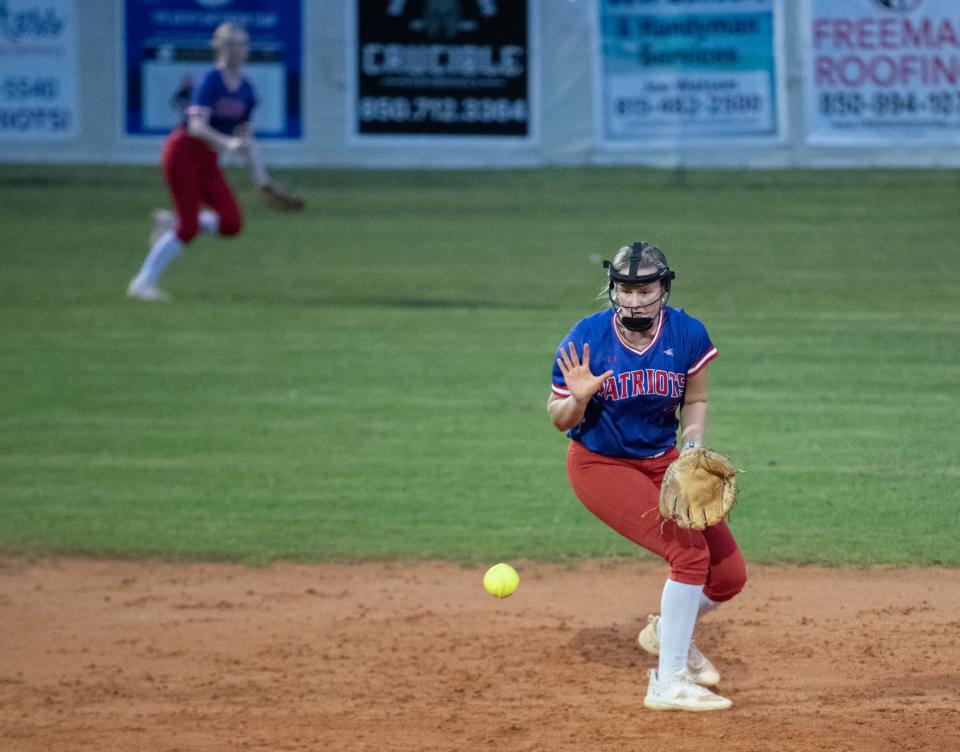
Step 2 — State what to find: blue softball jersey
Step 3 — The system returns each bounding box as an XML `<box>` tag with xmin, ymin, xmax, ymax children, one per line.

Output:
<box><xmin>551</xmin><ymin>307</ymin><xmax>717</xmax><ymax>459</ymax></box>
<box><xmin>187</xmin><ymin>69</ymin><xmax>256</xmax><ymax>136</ymax></box>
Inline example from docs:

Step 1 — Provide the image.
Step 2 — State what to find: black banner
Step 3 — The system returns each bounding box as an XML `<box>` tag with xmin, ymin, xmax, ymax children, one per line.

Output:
<box><xmin>356</xmin><ymin>0</ymin><xmax>530</xmax><ymax>137</ymax></box>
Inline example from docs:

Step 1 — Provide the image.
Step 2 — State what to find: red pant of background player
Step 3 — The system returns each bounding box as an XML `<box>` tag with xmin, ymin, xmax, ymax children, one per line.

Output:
<box><xmin>565</xmin><ymin>440</ymin><xmax>746</xmax><ymax>602</ymax></box>
<box><xmin>162</xmin><ymin>126</ymin><xmax>243</xmax><ymax>243</ymax></box>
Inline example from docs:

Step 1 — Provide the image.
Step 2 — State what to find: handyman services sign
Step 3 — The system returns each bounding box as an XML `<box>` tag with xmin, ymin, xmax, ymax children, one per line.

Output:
<box><xmin>597</xmin><ymin>0</ymin><xmax>781</xmax><ymax>144</ymax></box>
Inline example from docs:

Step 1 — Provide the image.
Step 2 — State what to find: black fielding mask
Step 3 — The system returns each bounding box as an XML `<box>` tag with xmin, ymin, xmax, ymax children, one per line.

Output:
<box><xmin>602</xmin><ymin>242</ymin><xmax>675</xmax><ymax>332</ymax></box>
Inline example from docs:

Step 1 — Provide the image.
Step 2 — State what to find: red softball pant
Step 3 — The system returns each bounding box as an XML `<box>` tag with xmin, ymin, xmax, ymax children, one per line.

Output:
<box><xmin>161</xmin><ymin>127</ymin><xmax>243</xmax><ymax>244</ymax></box>
<box><xmin>566</xmin><ymin>440</ymin><xmax>746</xmax><ymax>602</ymax></box>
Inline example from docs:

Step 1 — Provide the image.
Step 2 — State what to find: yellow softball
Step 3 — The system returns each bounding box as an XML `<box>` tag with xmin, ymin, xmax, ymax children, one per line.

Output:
<box><xmin>483</xmin><ymin>562</ymin><xmax>519</xmax><ymax>599</ymax></box>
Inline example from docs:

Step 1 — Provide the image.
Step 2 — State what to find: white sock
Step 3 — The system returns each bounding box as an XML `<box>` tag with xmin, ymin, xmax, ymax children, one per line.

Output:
<box><xmin>656</xmin><ymin>592</ymin><xmax>720</xmax><ymax>640</ymax></box>
<box><xmin>698</xmin><ymin>593</ymin><xmax>720</xmax><ymax>618</ymax></box>
<box><xmin>658</xmin><ymin>579</ymin><xmax>703</xmax><ymax>681</ymax></box>
<box><xmin>199</xmin><ymin>210</ymin><xmax>219</xmax><ymax>235</ymax></box>
<box><xmin>134</xmin><ymin>229</ymin><xmax>183</xmax><ymax>287</ymax></box>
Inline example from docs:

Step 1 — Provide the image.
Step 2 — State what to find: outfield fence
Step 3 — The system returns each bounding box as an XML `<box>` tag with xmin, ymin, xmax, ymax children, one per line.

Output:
<box><xmin>2</xmin><ymin>0</ymin><xmax>959</xmax><ymax>168</ymax></box>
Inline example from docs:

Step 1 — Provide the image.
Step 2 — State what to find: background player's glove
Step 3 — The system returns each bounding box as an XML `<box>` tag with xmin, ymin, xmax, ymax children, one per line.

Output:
<box><xmin>659</xmin><ymin>447</ymin><xmax>738</xmax><ymax>530</ymax></box>
<box><xmin>259</xmin><ymin>182</ymin><xmax>305</xmax><ymax>213</ymax></box>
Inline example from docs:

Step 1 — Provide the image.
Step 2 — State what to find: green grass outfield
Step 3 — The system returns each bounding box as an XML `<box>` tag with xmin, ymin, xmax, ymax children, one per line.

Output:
<box><xmin>1</xmin><ymin>165</ymin><xmax>957</xmax><ymax>566</ymax></box>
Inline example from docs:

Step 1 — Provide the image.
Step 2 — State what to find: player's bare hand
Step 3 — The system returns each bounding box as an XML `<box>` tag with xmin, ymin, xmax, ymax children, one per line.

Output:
<box><xmin>556</xmin><ymin>342</ymin><xmax>613</xmax><ymax>403</ymax></box>
<box><xmin>223</xmin><ymin>136</ymin><xmax>246</xmax><ymax>153</ymax></box>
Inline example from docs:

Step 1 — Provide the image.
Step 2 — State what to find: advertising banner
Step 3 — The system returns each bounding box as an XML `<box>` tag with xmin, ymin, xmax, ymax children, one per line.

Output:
<box><xmin>597</xmin><ymin>0</ymin><xmax>779</xmax><ymax>144</ymax></box>
<box><xmin>351</xmin><ymin>0</ymin><xmax>531</xmax><ymax>139</ymax></box>
<box><xmin>124</xmin><ymin>0</ymin><xmax>302</xmax><ymax>139</ymax></box>
<box><xmin>805</xmin><ymin>0</ymin><xmax>960</xmax><ymax>144</ymax></box>
<box><xmin>0</xmin><ymin>0</ymin><xmax>77</xmax><ymax>141</ymax></box>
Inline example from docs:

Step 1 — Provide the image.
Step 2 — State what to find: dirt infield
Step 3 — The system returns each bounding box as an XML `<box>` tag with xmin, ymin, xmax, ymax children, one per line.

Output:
<box><xmin>2</xmin><ymin>558</ymin><xmax>959</xmax><ymax>752</ymax></box>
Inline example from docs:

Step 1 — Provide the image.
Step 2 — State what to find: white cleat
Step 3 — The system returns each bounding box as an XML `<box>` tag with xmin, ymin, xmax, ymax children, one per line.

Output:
<box><xmin>126</xmin><ymin>278</ymin><xmax>171</xmax><ymax>302</ymax></box>
<box><xmin>638</xmin><ymin>614</ymin><xmax>721</xmax><ymax>687</ymax></box>
<box><xmin>637</xmin><ymin>614</ymin><xmax>661</xmax><ymax>654</ymax></box>
<box><xmin>644</xmin><ymin>669</ymin><xmax>732</xmax><ymax>712</ymax></box>
<box><xmin>687</xmin><ymin>642</ymin><xmax>721</xmax><ymax>687</ymax></box>
<box><xmin>149</xmin><ymin>208</ymin><xmax>176</xmax><ymax>247</ymax></box>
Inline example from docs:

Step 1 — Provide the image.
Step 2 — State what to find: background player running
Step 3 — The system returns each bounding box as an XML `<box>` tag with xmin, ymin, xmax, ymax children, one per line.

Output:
<box><xmin>127</xmin><ymin>22</ymin><xmax>275</xmax><ymax>302</ymax></box>
<box><xmin>548</xmin><ymin>241</ymin><xmax>747</xmax><ymax>712</ymax></box>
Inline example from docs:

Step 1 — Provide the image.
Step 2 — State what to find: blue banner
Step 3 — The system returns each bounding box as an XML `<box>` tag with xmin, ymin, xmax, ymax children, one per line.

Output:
<box><xmin>598</xmin><ymin>0</ymin><xmax>779</xmax><ymax>143</ymax></box>
<box><xmin>124</xmin><ymin>0</ymin><xmax>302</xmax><ymax>139</ymax></box>
<box><xmin>0</xmin><ymin>0</ymin><xmax>78</xmax><ymax>142</ymax></box>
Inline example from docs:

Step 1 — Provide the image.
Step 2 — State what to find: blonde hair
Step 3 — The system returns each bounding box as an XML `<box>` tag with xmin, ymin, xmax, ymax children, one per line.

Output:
<box><xmin>212</xmin><ymin>22</ymin><xmax>248</xmax><ymax>51</ymax></box>
<box><xmin>598</xmin><ymin>241</ymin><xmax>670</xmax><ymax>303</ymax></box>
<box><xmin>610</xmin><ymin>241</ymin><xmax>668</xmax><ymax>275</ymax></box>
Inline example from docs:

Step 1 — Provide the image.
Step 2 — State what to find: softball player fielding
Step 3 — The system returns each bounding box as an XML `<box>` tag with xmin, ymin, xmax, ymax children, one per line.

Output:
<box><xmin>548</xmin><ymin>241</ymin><xmax>746</xmax><ymax>712</ymax></box>
<box><xmin>127</xmin><ymin>22</ymin><xmax>275</xmax><ymax>302</ymax></box>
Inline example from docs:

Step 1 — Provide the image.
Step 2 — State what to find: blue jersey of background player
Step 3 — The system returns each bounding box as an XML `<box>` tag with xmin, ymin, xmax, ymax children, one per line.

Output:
<box><xmin>128</xmin><ymin>23</ymin><xmax>282</xmax><ymax>303</ymax></box>
<box><xmin>550</xmin><ymin>260</ymin><xmax>716</xmax><ymax>460</ymax></box>
<box><xmin>187</xmin><ymin>67</ymin><xmax>256</xmax><ymax>136</ymax></box>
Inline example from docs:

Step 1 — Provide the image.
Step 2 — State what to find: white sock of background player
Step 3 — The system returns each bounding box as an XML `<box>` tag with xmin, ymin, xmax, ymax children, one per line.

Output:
<box><xmin>133</xmin><ymin>229</ymin><xmax>183</xmax><ymax>288</ymax></box>
<box><xmin>658</xmin><ymin>579</ymin><xmax>703</xmax><ymax>680</ymax></box>
<box><xmin>133</xmin><ymin>211</ymin><xmax>218</xmax><ymax>288</ymax></box>
<box><xmin>198</xmin><ymin>209</ymin><xmax>218</xmax><ymax>235</ymax></box>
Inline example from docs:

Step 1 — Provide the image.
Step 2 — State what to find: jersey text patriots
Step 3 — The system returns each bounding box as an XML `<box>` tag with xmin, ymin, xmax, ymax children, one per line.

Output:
<box><xmin>551</xmin><ymin>307</ymin><xmax>717</xmax><ymax>459</ymax></box>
